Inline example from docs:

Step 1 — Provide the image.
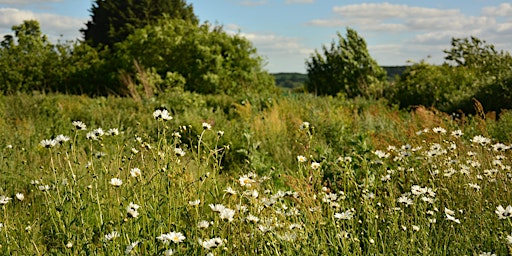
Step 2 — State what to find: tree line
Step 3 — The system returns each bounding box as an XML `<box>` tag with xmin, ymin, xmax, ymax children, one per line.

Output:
<box><xmin>0</xmin><ymin>0</ymin><xmax>511</xmax><ymax>114</ymax></box>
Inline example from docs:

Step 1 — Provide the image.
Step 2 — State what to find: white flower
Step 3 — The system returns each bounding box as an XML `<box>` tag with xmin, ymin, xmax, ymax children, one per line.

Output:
<box><xmin>15</xmin><ymin>193</ymin><xmax>24</xmax><ymax>201</ymax></box>
<box><xmin>164</xmin><ymin>249</ymin><xmax>174</xmax><ymax>256</ymax></box>
<box><xmin>130</xmin><ymin>168</ymin><xmax>141</xmax><ymax>177</ymax></box>
<box><xmin>202</xmin><ymin>122</ymin><xmax>212</xmax><ymax>130</ymax></box>
<box><xmin>107</xmin><ymin>128</ymin><xmax>120</xmax><ymax>136</ymax></box>
<box><xmin>297</xmin><ymin>155</ymin><xmax>307</xmax><ymax>163</ymax></box>
<box><xmin>496</xmin><ymin>205</ymin><xmax>512</xmax><ymax>219</ymax></box>
<box><xmin>311</xmin><ymin>162</ymin><xmax>321</xmax><ymax>170</ymax></box>
<box><xmin>189</xmin><ymin>199</ymin><xmax>201</xmax><ymax>206</ymax></box>
<box><xmin>0</xmin><ymin>196</ymin><xmax>12</xmax><ymax>205</ymax></box>
<box><xmin>246</xmin><ymin>214</ymin><xmax>260</xmax><ymax>223</ymax></box>
<box><xmin>299</xmin><ymin>121</ymin><xmax>310</xmax><ymax>130</ymax></box>
<box><xmin>451</xmin><ymin>129</ymin><xmax>463</xmax><ymax>138</ymax></box>
<box><xmin>506</xmin><ymin>234</ymin><xmax>512</xmax><ymax>244</ymax></box>
<box><xmin>38</xmin><ymin>185</ymin><xmax>51</xmax><ymax>191</ymax></box>
<box><xmin>127</xmin><ymin>202</ymin><xmax>140</xmax><ymax>218</ymax></box>
<box><xmin>174</xmin><ymin>147</ymin><xmax>185</xmax><ymax>157</ymax></box>
<box><xmin>72</xmin><ymin>121</ymin><xmax>87</xmax><ymax>130</ymax></box>
<box><xmin>153</xmin><ymin>109</ymin><xmax>173</xmax><ymax>121</ymax></box>
<box><xmin>40</xmin><ymin>139</ymin><xmax>57</xmax><ymax>148</ymax></box>
<box><xmin>224</xmin><ymin>186</ymin><xmax>237</xmax><ymax>195</ymax></box>
<box><xmin>219</xmin><ymin>207</ymin><xmax>235</xmax><ymax>222</ymax></box>
<box><xmin>55</xmin><ymin>134</ymin><xmax>70</xmax><ymax>144</ymax></box>
<box><xmin>125</xmin><ymin>241</ymin><xmax>139</xmax><ymax>254</ymax></box>
<box><xmin>412</xmin><ymin>225</ymin><xmax>420</xmax><ymax>231</ymax></box>
<box><xmin>471</xmin><ymin>135</ymin><xmax>491</xmax><ymax>146</ymax></box>
<box><xmin>334</xmin><ymin>209</ymin><xmax>354</xmax><ymax>220</ymax></box>
<box><xmin>105</xmin><ymin>231</ymin><xmax>120</xmax><ymax>241</ymax></box>
<box><xmin>397</xmin><ymin>195</ymin><xmax>413</xmax><ymax>207</ymax></box>
<box><xmin>110</xmin><ymin>178</ymin><xmax>123</xmax><ymax>187</ymax></box>
<box><xmin>374</xmin><ymin>150</ymin><xmax>390</xmax><ymax>159</ymax></box>
<box><xmin>239</xmin><ymin>175</ymin><xmax>255</xmax><ymax>187</ymax></box>
<box><xmin>432</xmin><ymin>127</ymin><xmax>446</xmax><ymax>134</ymax></box>
<box><xmin>209</xmin><ymin>204</ymin><xmax>226</xmax><ymax>212</ymax></box>
<box><xmin>157</xmin><ymin>231</ymin><xmax>186</xmax><ymax>244</ymax></box>
<box><xmin>197</xmin><ymin>220</ymin><xmax>210</xmax><ymax>229</ymax></box>
<box><xmin>199</xmin><ymin>237</ymin><xmax>223</xmax><ymax>250</ymax></box>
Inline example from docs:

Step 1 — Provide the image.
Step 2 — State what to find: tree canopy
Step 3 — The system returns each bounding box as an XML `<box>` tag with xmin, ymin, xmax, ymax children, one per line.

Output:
<box><xmin>305</xmin><ymin>28</ymin><xmax>386</xmax><ymax>98</ymax></box>
<box><xmin>81</xmin><ymin>0</ymin><xmax>198</xmax><ymax>48</ymax></box>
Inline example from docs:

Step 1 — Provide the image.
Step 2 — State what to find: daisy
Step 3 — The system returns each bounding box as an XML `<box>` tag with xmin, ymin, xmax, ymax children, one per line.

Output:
<box><xmin>0</xmin><ymin>195</ymin><xmax>12</xmax><ymax>205</ymax></box>
<box><xmin>299</xmin><ymin>121</ymin><xmax>310</xmax><ymax>130</ymax></box>
<box><xmin>445</xmin><ymin>213</ymin><xmax>460</xmax><ymax>224</ymax></box>
<box><xmin>311</xmin><ymin>162</ymin><xmax>321</xmax><ymax>170</ymax></box>
<box><xmin>15</xmin><ymin>193</ymin><xmax>24</xmax><ymax>201</ymax></box>
<box><xmin>157</xmin><ymin>231</ymin><xmax>186</xmax><ymax>244</ymax></box>
<box><xmin>199</xmin><ymin>237</ymin><xmax>223</xmax><ymax>250</ymax></box>
<box><xmin>374</xmin><ymin>150</ymin><xmax>390</xmax><ymax>159</ymax></box>
<box><xmin>495</xmin><ymin>205</ymin><xmax>512</xmax><ymax>219</ymax></box>
<box><xmin>197</xmin><ymin>220</ymin><xmax>210</xmax><ymax>229</ymax></box>
<box><xmin>110</xmin><ymin>178</ymin><xmax>123</xmax><ymax>187</ymax></box>
<box><xmin>209</xmin><ymin>204</ymin><xmax>226</xmax><ymax>212</ymax></box>
<box><xmin>153</xmin><ymin>109</ymin><xmax>173</xmax><ymax>121</ymax></box>
<box><xmin>451</xmin><ymin>129</ymin><xmax>463</xmax><ymax>138</ymax></box>
<box><xmin>506</xmin><ymin>234</ymin><xmax>512</xmax><ymax>244</ymax></box>
<box><xmin>219</xmin><ymin>207</ymin><xmax>235</xmax><ymax>222</ymax></box>
<box><xmin>72</xmin><ymin>121</ymin><xmax>87</xmax><ymax>130</ymax></box>
<box><xmin>432</xmin><ymin>127</ymin><xmax>447</xmax><ymax>134</ymax></box>
<box><xmin>188</xmin><ymin>199</ymin><xmax>201</xmax><ymax>206</ymax></box>
<box><xmin>239</xmin><ymin>175</ymin><xmax>255</xmax><ymax>187</ymax></box>
<box><xmin>202</xmin><ymin>122</ymin><xmax>212</xmax><ymax>130</ymax></box>
<box><xmin>55</xmin><ymin>134</ymin><xmax>70</xmax><ymax>144</ymax></box>
<box><xmin>130</xmin><ymin>168</ymin><xmax>141</xmax><ymax>177</ymax></box>
<box><xmin>40</xmin><ymin>139</ymin><xmax>57</xmax><ymax>148</ymax></box>
<box><xmin>107</xmin><ymin>128</ymin><xmax>119</xmax><ymax>136</ymax></box>
<box><xmin>397</xmin><ymin>195</ymin><xmax>413</xmax><ymax>207</ymax></box>
<box><xmin>105</xmin><ymin>231</ymin><xmax>120</xmax><ymax>241</ymax></box>
<box><xmin>127</xmin><ymin>202</ymin><xmax>140</xmax><ymax>218</ymax></box>
<box><xmin>174</xmin><ymin>147</ymin><xmax>185</xmax><ymax>157</ymax></box>
<box><xmin>246</xmin><ymin>214</ymin><xmax>260</xmax><ymax>223</ymax></box>
<box><xmin>224</xmin><ymin>186</ymin><xmax>237</xmax><ymax>195</ymax></box>
<box><xmin>297</xmin><ymin>155</ymin><xmax>307</xmax><ymax>163</ymax></box>
<box><xmin>125</xmin><ymin>241</ymin><xmax>139</xmax><ymax>254</ymax></box>
<box><xmin>471</xmin><ymin>135</ymin><xmax>491</xmax><ymax>146</ymax></box>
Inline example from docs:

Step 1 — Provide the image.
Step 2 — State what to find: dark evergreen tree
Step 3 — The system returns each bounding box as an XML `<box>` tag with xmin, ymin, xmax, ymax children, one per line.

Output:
<box><xmin>81</xmin><ymin>0</ymin><xmax>198</xmax><ymax>48</ymax></box>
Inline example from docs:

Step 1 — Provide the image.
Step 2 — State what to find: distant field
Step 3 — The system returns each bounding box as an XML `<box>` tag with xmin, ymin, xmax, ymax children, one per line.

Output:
<box><xmin>0</xmin><ymin>92</ymin><xmax>511</xmax><ymax>255</ymax></box>
<box><xmin>273</xmin><ymin>66</ymin><xmax>407</xmax><ymax>89</ymax></box>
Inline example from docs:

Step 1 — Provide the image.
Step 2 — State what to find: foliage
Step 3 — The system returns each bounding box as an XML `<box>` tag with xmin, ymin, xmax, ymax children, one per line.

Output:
<box><xmin>273</xmin><ymin>72</ymin><xmax>307</xmax><ymax>89</ymax></box>
<box><xmin>305</xmin><ymin>28</ymin><xmax>387</xmax><ymax>98</ymax></box>
<box><xmin>0</xmin><ymin>20</ymin><xmax>58</xmax><ymax>93</ymax></box>
<box><xmin>81</xmin><ymin>0</ymin><xmax>198</xmax><ymax>48</ymax></box>
<box><xmin>113</xmin><ymin>17</ymin><xmax>275</xmax><ymax>95</ymax></box>
<box><xmin>391</xmin><ymin>36</ymin><xmax>512</xmax><ymax>114</ymax></box>
<box><xmin>1</xmin><ymin>93</ymin><xmax>512</xmax><ymax>255</ymax></box>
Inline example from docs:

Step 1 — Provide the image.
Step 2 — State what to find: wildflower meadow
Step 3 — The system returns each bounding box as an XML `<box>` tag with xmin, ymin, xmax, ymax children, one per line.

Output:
<box><xmin>1</xmin><ymin>92</ymin><xmax>512</xmax><ymax>255</ymax></box>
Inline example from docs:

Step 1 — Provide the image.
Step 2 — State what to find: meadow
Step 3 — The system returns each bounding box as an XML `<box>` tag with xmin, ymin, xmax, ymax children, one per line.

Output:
<box><xmin>1</xmin><ymin>91</ymin><xmax>512</xmax><ymax>255</ymax></box>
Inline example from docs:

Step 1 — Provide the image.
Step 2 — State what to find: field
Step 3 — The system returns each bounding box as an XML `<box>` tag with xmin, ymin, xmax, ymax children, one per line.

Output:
<box><xmin>1</xmin><ymin>92</ymin><xmax>512</xmax><ymax>255</ymax></box>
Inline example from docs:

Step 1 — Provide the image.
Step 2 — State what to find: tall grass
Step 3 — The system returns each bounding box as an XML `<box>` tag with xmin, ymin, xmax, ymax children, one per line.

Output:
<box><xmin>0</xmin><ymin>92</ymin><xmax>511</xmax><ymax>255</ymax></box>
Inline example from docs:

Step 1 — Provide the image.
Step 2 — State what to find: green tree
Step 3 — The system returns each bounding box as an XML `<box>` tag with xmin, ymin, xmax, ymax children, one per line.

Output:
<box><xmin>81</xmin><ymin>0</ymin><xmax>198</xmax><ymax>48</ymax></box>
<box><xmin>305</xmin><ymin>28</ymin><xmax>386</xmax><ymax>98</ymax></box>
<box><xmin>0</xmin><ymin>20</ymin><xmax>58</xmax><ymax>94</ymax></box>
<box><xmin>113</xmin><ymin>17</ymin><xmax>275</xmax><ymax>95</ymax></box>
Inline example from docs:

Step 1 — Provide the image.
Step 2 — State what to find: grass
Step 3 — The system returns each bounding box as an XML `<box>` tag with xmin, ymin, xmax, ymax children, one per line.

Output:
<box><xmin>0</xmin><ymin>91</ymin><xmax>511</xmax><ymax>255</ymax></box>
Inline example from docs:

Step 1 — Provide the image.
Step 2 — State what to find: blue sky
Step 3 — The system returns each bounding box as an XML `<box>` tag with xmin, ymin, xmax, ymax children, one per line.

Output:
<box><xmin>1</xmin><ymin>0</ymin><xmax>511</xmax><ymax>73</ymax></box>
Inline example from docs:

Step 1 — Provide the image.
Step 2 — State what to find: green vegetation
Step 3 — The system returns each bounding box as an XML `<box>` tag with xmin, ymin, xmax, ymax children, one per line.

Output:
<box><xmin>1</xmin><ymin>0</ymin><xmax>512</xmax><ymax>254</ymax></box>
<box><xmin>82</xmin><ymin>0</ymin><xmax>198</xmax><ymax>48</ymax></box>
<box><xmin>389</xmin><ymin>37</ymin><xmax>512</xmax><ymax>114</ymax></box>
<box><xmin>305</xmin><ymin>28</ymin><xmax>387</xmax><ymax>98</ymax></box>
<box><xmin>0</xmin><ymin>93</ymin><xmax>512</xmax><ymax>255</ymax></box>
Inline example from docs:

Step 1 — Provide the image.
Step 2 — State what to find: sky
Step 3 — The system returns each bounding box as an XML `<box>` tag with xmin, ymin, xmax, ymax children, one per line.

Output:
<box><xmin>0</xmin><ymin>0</ymin><xmax>511</xmax><ymax>73</ymax></box>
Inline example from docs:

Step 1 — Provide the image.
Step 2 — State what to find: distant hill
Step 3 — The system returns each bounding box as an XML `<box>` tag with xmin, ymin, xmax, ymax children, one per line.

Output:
<box><xmin>272</xmin><ymin>66</ymin><xmax>408</xmax><ymax>89</ymax></box>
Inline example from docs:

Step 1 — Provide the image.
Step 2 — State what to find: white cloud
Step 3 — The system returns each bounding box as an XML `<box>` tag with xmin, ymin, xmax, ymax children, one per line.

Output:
<box><xmin>306</xmin><ymin>2</ymin><xmax>512</xmax><ymax>66</ymax></box>
<box><xmin>0</xmin><ymin>8</ymin><xmax>86</xmax><ymax>41</ymax></box>
<box><xmin>482</xmin><ymin>3</ymin><xmax>512</xmax><ymax>16</ymax></box>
